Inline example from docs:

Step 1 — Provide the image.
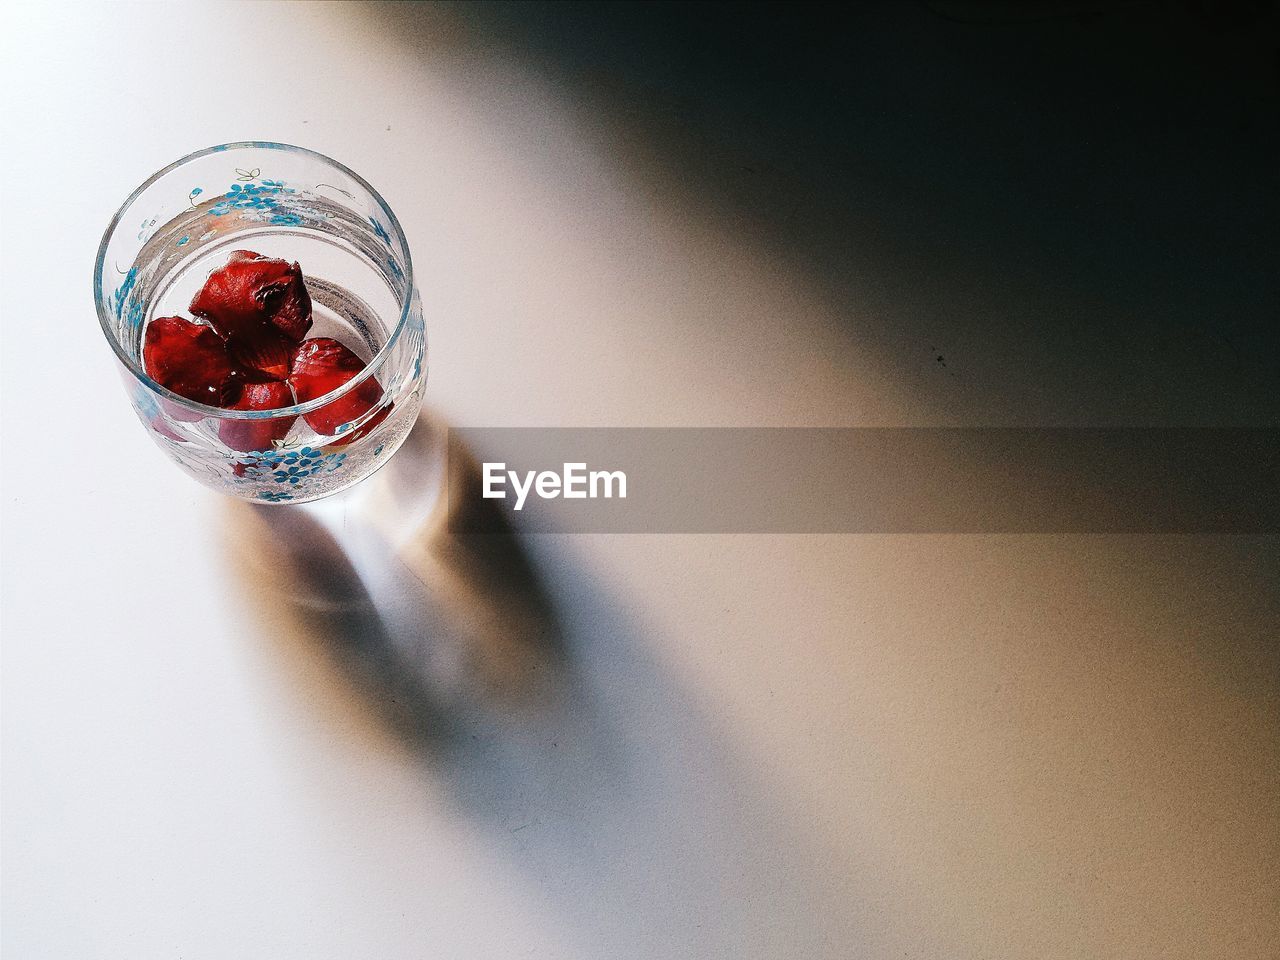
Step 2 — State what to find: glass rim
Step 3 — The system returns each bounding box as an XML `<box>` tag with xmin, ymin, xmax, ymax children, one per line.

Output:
<box><xmin>93</xmin><ymin>141</ymin><xmax>416</xmax><ymax>421</ymax></box>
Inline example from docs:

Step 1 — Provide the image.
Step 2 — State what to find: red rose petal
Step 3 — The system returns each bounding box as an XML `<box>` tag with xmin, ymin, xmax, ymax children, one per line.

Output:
<box><xmin>227</xmin><ymin>326</ymin><xmax>295</xmax><ymax>381</ymax></box>
<box><xmin>218</xmin><ymin>380</ymin><xmax>297</xmax><ymax>452</ymax></box>
<box><xmin>190</xmin><ymin>251</ymin><xmax>312</xmax><ymax>386</ymax></box>
<box><xmin>142</xmin><ymin>315</ymin><xmax>237</xmax><ymax>406</ymax></box>
<box><xmin>190</xmin><ymin>250</ymin><xmax>313</xmax><ymax>342</ymax></box>
<box><xmin>289</xmin><ymin>337</ymin><xmax>387</xmax><ymax>438</ymax></box>
<box><xmin>326</xmin><ymin>402</ymin><xmax>393</xmax><ymax>447</ymax></box>
<box><xmin>158</xmin><ymin>398</ymin><xmax>208</xmax><ymax>425</ymax></box>
<box><xmin>150</xmin><ymin>417</ymin><xmax>188</xmax><ymax>442</ymax></box>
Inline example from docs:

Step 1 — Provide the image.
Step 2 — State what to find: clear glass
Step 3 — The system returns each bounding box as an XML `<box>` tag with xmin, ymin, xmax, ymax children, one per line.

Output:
<box><xmin>94</xmin><ymin>142</ymin><xmax>427</xmax><ymax>504</ymax></box>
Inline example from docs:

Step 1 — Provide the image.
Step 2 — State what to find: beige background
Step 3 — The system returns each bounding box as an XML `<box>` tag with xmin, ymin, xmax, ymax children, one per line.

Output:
<box><xmin>2</xmin><ymin>3</ymin><xmax>1276</xmax><ymax>958</ymax></box>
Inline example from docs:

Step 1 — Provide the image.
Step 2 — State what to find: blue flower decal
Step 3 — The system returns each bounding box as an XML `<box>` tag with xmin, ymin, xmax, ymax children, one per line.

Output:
<box><xmin>279</xmin><ymin>446</ymin><xmax>319</xmax><ymax>465</ymax></box>
<box><xmin>113</xmin><ymin>267</ymin><xmax>137</xmax><ymax>321</ymax></box>
<box><xmin>370</xmin><ymin>217</ymin><xmax>391</xmax><ymax>245</ymax></box>
<box><xmin>112</xmin><ymin>267</ymin><xmax>145</xmax><ymax>329</ymax></box>
<box><xmin>208</xmin><ymin>176</ymin><xmax>297</xmax><ymax>218</ymax></box>
<box><xmin>272</xmin><ymin>465</ymin><xmax>316</xmax><ymax>484</ymax></box>
<box><xmin>232</xmin><ymin>445</ymin><xmax>350</xmax><ymax>491</ymax></box>
<box><xmin>259</xmin><ymin>490</ymin><xmax>294</xmax><ymax>502</ymax></box>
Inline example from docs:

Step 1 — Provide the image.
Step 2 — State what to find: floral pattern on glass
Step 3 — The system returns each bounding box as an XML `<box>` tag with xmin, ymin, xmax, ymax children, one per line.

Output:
<box><xmin>208</xmin><ymin>178</ymin><xmax>297</xmax><ymax>218</ymax></box>
<box><xmin>113</xmin><ymin>267</ymin><xmax>145</xmax><ymax>330</ymax></box>
<box><xmin>232</xmin><ymin>446</ymin><xmax>350</xmax><ymax>491</ymax></box>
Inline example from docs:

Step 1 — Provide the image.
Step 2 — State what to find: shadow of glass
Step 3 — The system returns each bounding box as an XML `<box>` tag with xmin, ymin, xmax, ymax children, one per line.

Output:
<box><xmin>219</xmin><ymin>409</ymin><xmax>891</xmax><ymax>957</ymax></box>
<box><xmin>222</xmin><ymin>409</ymin><xmax>573</xmax><ymax>754</ymax></box>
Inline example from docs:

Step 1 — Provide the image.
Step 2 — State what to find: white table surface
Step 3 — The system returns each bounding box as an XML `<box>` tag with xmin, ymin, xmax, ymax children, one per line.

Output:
<box><xmin>3</xmin><ymin>3</ymin><xmax>1276</xmax><ymax>958</ymax></box>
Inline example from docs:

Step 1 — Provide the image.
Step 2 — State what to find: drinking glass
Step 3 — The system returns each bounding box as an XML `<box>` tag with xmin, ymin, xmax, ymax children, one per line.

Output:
<box><xmin>94</xmin><ymin>142</ymin><xmax>427</xmax><ymax>504</ymax></box>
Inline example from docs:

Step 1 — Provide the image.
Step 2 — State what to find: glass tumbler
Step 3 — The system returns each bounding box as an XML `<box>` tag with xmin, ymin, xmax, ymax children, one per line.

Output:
<box><xmin>93</xmin><ymin>142</ymin><xmax>427</xmax><ymax>504</ymax></box>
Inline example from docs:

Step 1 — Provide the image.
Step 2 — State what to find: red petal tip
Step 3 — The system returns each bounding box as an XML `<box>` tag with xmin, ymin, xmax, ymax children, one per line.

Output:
<box><xmin>289</xmin><ymin>337</ymin><xmax>387</xmax><ymax>437</ymax></box>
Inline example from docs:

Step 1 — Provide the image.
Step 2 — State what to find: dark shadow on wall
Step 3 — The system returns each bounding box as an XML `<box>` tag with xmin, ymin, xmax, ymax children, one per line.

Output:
<box><xmin>368</xmin><ymin>0</ymin><xmax>1279</xmax><ymax>423</ymax></box>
